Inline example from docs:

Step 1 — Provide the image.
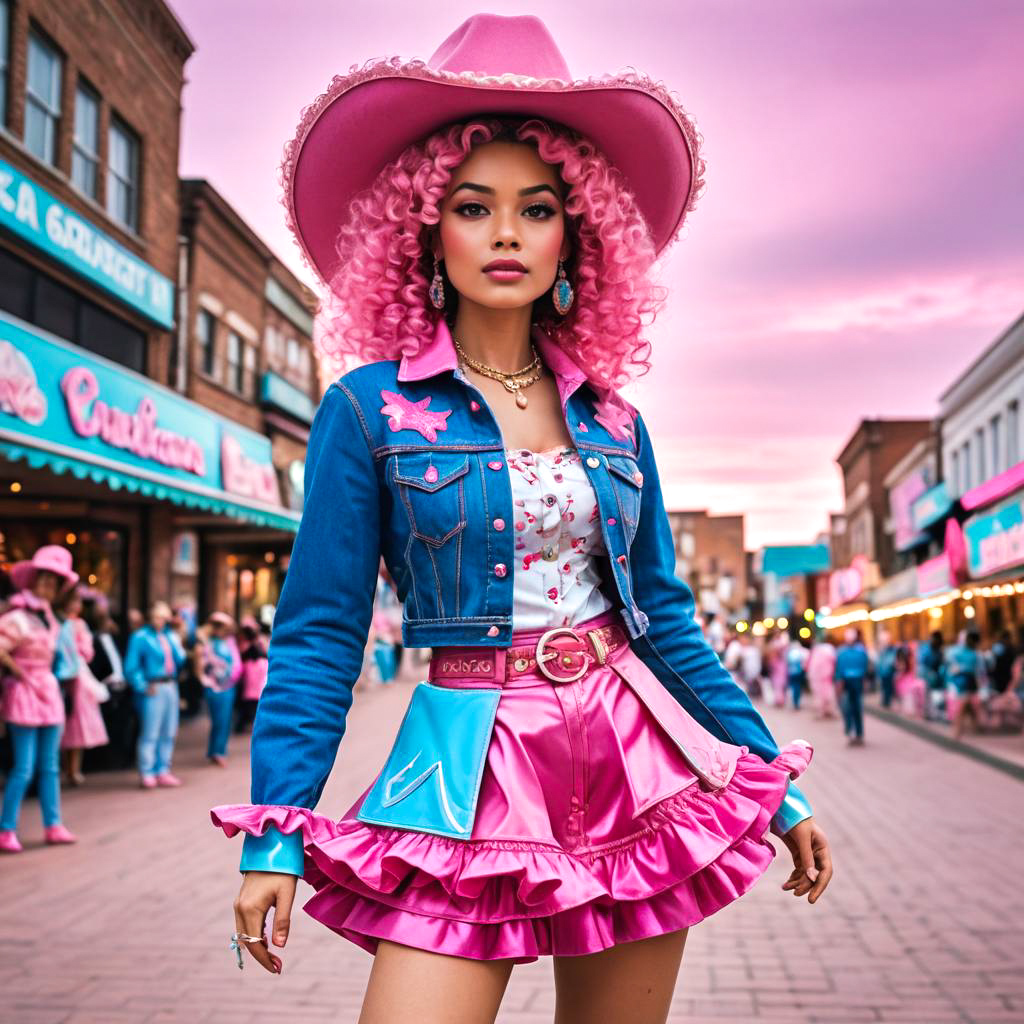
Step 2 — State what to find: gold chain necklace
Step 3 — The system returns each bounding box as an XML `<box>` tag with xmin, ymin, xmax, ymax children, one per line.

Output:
<box><xmin>453</xmin><ymin>336</ymin><xmax>543</xmax><ymax>409</ymax></box>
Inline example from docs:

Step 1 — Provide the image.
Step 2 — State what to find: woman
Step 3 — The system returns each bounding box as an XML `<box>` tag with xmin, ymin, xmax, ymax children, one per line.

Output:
<box><xmin>196</xmin><ymin>612</ymin><xmax>242</xmax><ymax>764</ymax></box>
<box><xmin>0</xmin><ymin>544</ymin><xmax>79</xmax><ymax>851</ymax></box>
<box><xmin>807</xmin><ymin>637</ymin><xmax>838</xmax><ymax>720</ymax></box>
<box><xmin>56</xmin><ymin>586</ymin><xmax>110</xmax><ymax>785</ymax></box>
<box><xmin>785</xmin><ymin>637</ymin><xmax>810</xmax><ymax>711</ymax></box>
<box><xmin>213</xmin><ymin>14</ymin><xmax>832</xmax><ymax>1019</ymax></box>
<box><xmin>125</xmin><ymin>601</ymin><xmax>186</xmax><ymax>788</ymax></box>
<box><xmin>234</xmin><ymin>619</ymin><xmax>268</xmax><ymax>734</ymax></box>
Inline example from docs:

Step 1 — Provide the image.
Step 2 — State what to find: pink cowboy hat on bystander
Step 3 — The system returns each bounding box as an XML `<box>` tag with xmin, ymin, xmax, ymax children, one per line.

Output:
<box><xmin>281</xmin><ymin>12</ymin><xmax>706</xmax><ymax>288</ymax></box>
<box><xmin>7</xmin><ymin>545</ymin><xmax>79</xmax><ymax>593</ymax></box>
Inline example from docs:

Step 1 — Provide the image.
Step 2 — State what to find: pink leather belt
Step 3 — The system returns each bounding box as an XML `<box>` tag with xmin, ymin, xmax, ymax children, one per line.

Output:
<box><xmin>429</xmin><ymin>621</ymin><xmax>629</xmax><ymax>688</ymax></box>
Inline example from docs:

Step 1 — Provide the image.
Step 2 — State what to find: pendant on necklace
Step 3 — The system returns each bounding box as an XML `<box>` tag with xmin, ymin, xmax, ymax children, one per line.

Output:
<box><xmin>515</xmin><ymin>392</ymin><xmax>528</xmax><ymax>409</ymax></box>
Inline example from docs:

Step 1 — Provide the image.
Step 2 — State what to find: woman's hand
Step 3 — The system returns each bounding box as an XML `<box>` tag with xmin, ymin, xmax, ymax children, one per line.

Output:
<box><xmin>773</xmin><ymin>817</ymin><xmax>832</xmax><ymax>904</ymax></box>
<box><xmin>233</xmin><ymin>871</ymin><xmax>297</xmax><ymax>973</ymax></box>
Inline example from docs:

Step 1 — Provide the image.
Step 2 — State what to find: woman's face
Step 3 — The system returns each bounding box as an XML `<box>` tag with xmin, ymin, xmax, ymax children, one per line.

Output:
<box><xmin>435</xmin><ymin>140</ymin><xmax>570</xmax><ymax>313</ymax></box>
<box><xmin>31</xmin><ymin>570</ymin><xmax>59</xmax><ymax>604</ymax></box>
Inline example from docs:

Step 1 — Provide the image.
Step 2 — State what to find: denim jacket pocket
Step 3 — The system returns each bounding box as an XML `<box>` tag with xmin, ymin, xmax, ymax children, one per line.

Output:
<box><xmin>392</xmin><ymin>452</ymin><xmax>470</xmax><ymax>548</ymax></box>
<box><xmin>606</xmin><ymin>455</ymin><xmax>643</xmax><ymax>545</ymax></box>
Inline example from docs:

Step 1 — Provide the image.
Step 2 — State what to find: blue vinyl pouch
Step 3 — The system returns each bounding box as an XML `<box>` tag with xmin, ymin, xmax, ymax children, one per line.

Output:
<box><xmin>356</xmin><ymin>681</ymin><xmax>502</xmax><ymax>840</ymax></box>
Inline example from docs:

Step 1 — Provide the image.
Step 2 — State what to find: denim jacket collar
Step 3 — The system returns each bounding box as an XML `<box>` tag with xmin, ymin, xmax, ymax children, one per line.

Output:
<box><xmin>397</xmin><ymin>317</ymin><xmax>590</xmax><ymax>412</ymax></box>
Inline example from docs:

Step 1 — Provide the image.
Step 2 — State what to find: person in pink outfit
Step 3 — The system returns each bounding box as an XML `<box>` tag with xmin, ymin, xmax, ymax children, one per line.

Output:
<box><xmin>0</xmin><ymin>545</ymin><xmax>79</xmax><ymax>852</ymax></box>
<box><xmin>807</xmin><ymin>639</ymin><xmax>839</xmax><ymax>720</ymax></box>
<box><xmin>767</xmin><ymin>630</ymin><xmax>790</xmax><ymax>707</ymax></box>
<box><xmin>234</xmin><ymin>619</ymin><xmax>269</xmax><ymax>733</ymax></box>
<box><xmin>214</xmin><ymin>15</ymin><xmax>833</xmax><ymax>1017</ymax></box>
<box><xmin>892</xmin><ymin>644</ymin><xmax>926</xmax><ymax>718</ymax></box>
<box><xmin>56</xmin><ymin>587</ymin><xmax>110</xmax><ymax>785</ymax></box>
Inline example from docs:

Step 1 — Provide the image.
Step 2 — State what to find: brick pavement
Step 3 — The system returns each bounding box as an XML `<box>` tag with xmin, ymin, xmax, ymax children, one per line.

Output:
<box><xmin>2</xmin><ymin>669</ymin><xmax>1022</xmax><ymax>1023</ymax></box>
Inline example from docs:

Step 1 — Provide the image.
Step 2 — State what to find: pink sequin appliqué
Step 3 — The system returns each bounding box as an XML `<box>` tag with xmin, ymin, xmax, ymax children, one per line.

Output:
<box><xmin>593</xmin><ymin>396</ymin><xmax>636</xmax><ymax>442</ymax></box>
<box><xmin>379</xmin><ymin>389</ymin><xmax>452</xmax><ymax>442</ymax></box>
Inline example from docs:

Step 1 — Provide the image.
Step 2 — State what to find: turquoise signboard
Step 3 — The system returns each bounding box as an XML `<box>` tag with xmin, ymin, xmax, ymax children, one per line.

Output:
<box><xmin>0</xmin><ymin>158</ymin><xmax>174</xmax><ymax>328</ymax></box>
<box><xmin>0</xmin><ymin>311</ymin><xmax>299</xmax><ymax>530</ymax></box>
<box><xmin>964</xmin><ymin>492</ymin><xmax>1024</xmax><ymax>579</ymax></box>
<box><xmin>911</xmin><ymin>481</ymin><xmax>952</xmax><ymax>532</ymax></box>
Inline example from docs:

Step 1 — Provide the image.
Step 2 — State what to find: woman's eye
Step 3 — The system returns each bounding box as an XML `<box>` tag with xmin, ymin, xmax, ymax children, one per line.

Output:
<box><xmin>455</xmin><ymin>202</ymin><xmax>487</xmax><ymax>216</ymax></box>
<box><xmin>524</xmin><ymin>203</ymin><xmax>557</xmax><ymax>219</ymax></box>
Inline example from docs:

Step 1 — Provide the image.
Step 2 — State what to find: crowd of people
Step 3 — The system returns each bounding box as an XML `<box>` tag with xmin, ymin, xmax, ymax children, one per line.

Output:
<box><xmin>714</xmin><ymin>615</ymin><xmax>1024</xmax><ymax>746</ymax></box>
<box><xmin>0</xmin><ymin>542</ymin><xmax>272</xmax><ymax>853</ymax></box>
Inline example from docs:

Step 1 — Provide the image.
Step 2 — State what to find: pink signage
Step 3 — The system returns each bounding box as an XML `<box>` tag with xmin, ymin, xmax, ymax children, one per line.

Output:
<box><xmin>829</xmin><ymin>554</ymin><xmax>869</xmax><ymax>607</ymax></box>
<box><xmin>916</xmin><ymin>552</ymin><xmax>952</xmax><ymax>597</ymax></box>
<box><xmin>221</xmin><ymin>434</ymin><xmax>281</xmax><ymax>505</ymax></box>
<box><xmin>889</xmin><ymin>470</ymin><xmax>929</xmax><ymax>549</ymax></box>
<box><xmin>60</xmin><ymin>366</ymin><xmax>206</xmax><ymax>476</ymax></box>
<box><xmin>945</xmin><ymin>519</ymin><xmax>967</xmax><ymax>581</ymax></box>
<box><xmin>0</xmin><ymin>339</ymin><xmax>47</xmax><ymax>425</ymax></box>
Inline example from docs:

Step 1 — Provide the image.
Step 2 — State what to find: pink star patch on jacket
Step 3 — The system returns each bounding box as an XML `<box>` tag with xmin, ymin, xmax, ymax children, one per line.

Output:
<box><xmin>593</xmin><ymin>395</ymin><xmax>636</xmax><ymax>442</ymax></box>
<box><xmin>379</xmin><ymin>389</ymin><xmax>452</xmax><ymax>442</ymax></box>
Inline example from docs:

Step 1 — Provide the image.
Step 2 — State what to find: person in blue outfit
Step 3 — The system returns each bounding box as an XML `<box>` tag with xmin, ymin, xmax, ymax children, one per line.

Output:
<box><xmin>875</xmin><ymin>629</ymin><xmax>899</xmax><ymax>709</ymax></box>
<box><xmin>196</xmin><ymin>612</ymin><xmax>242</xmax><ymax>766</ymax></box>
<box><xmin>125</xmin><ymin>601</ymin><xmax>186</xmax><ymax>788</ymax></box>
<box><xmin>835</xmin><ymin>627</ymin><xmax>872</xmax><ymax>746</ymax></box>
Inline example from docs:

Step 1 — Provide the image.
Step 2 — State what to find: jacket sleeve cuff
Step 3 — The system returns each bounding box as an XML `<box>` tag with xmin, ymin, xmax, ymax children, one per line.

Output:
<box><xmin>771</xmin><ymin>780</ymin><xmax>813</xmax><ymax>834</ymax></box>
<box><xmin>239</xmin><ymin>825</ymin><xmax>305</xmax><ymax>876</ymax></box>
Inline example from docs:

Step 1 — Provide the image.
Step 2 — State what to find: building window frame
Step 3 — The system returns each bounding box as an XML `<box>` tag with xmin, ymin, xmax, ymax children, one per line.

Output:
<box><xmin>106</xmin><ymin>113</ymin><xmax>141</xmax><ymax>233</ymax></box>
<box><xmin>196</xmin><ymin>307</ymin><xmax>217</xmax><ymax>377</ymax></box>
<box><xmin>1008</xmin><ymin>400</ymin><xmax>1020</xmax><ymax>467</ymax></box>
<box><xmin>226</xmin><ymin>330</ymin><xmax>243</xmax><ymax>393</ymax></box>
<box><xmin>25</xmin><ymin>28</ymin><xmax>63</xmax><ymax>167</ymax></box>
<box><xmin>0</xmin><ymin>0</ymin><xmax>10</xmax><ymax>128</ymax></box>
<box><xmin>71</xmin><ymin>78</ymin><xmax>101</xmax><ymax>200</ymax></box>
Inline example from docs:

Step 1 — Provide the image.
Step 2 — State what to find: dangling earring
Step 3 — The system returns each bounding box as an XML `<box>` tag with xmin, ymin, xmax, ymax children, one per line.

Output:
<box><xmin>429</xmin><ymin>256</ymin><xmax>446</xmax><ymax>309</ymax></box>
<box><xmin>552</xmin><ymin>258</ymin><xmax>574</xmax><ymax>315</ymax></box>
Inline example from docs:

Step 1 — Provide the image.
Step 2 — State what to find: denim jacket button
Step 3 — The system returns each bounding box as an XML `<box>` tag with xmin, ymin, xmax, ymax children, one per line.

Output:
<box><xmin>494</xmin><ymin>563</ymin><xmax>507</xmax><ymax>578</ymax></box>
<box><xmin>633</xmin><ymin>470</ymin><xmax>644</xmax><ymax>485</ymax></box>
<box><xmin>607</xmin><ymin>517</ymin><xmax>616</xmax><ymax>526</ymax></box>
<box><xmin>486</xmin><ymin>625</ymin><xmax>500</xmax><ymax>637</ymax></box>
<box><xmin>424</xmin><ymin>466</ymin><xmax>439</xmax><ymax>483</ymax></box>
<box><xmin>492</xmin><ymin>518</ymin><xmax>505</xmax><ymax>531</ymax></box>
<box><xmin>586</xmin><ymin>456</ymin><xmax>600</xmax><ymax>469</ymax></box>
<box><xmin>617</xmin><ymin>554</ymin><xmax>627</xmax><ymax>565</ymax></box>
<box><xmin>488</xmin><ymin>460</ymin><xmax>503</xmax><ymax>471</ymax></box>
<box><xmin>471</xmin><ymin>400</ymin><xmax>481</xmax><ymax>411</ymax></box>
<box><xmin>543</xmin><ymin>494</ymin><xmax>557</xmax><ymax>507</ymax></box>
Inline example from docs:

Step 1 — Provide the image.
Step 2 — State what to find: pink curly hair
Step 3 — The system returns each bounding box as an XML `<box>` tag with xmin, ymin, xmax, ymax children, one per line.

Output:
<box><xmin>314</xmin><ymin>116</ymin><xmax>671</xmax><ymax>391</ymax></box>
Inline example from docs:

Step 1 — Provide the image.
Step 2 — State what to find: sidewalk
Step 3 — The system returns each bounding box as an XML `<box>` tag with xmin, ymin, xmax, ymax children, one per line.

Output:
<box><xmin>862</xmin><ymin>691</ymin><xmax>1024</xmax><ymax>779</ymax></box>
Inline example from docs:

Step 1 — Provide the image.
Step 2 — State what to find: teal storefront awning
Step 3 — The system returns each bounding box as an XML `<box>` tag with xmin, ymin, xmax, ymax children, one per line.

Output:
<box><xmin>0</xmin><ymin>440</ymin><xmax>300</xmax><ymax>532</ymax></box>
<box><xmin>0</xmin><ymin>312</ymin><xmax>301</xmax><ymax>534</ymax></box>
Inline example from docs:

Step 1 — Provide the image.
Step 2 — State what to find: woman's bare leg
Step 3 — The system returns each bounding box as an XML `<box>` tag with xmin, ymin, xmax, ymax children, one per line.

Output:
<box><xmin>552</xmin><ymin>928</ymin><xmax>689</xmax><ymax>1024</ymax></box>
<box><xmin>358</xmin><ymin>939</ymin><xmax>516</xmax><ymax>1024</ymax></box>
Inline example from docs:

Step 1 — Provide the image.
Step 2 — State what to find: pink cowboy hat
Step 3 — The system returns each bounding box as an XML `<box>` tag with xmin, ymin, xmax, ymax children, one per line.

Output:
<box><xmin>8</xmin><ymin>544</ymin><xmax>79</xmax><ymax>593</ymax></box>
<box><xmin>282</xmin><ymin>12</ymin><xmax>705</xmax><ymax>288</ymax></box>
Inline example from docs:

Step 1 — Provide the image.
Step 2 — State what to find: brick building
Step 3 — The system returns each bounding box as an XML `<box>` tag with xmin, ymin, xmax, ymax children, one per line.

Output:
<box><xmin>0</xmin><ymin>1</ymin><xmax>311</xmax><ymax>628</ymax></box>
<box><xmin>178</xmin><ymin>178</ymin><xmax>318</xmax><ymax>620</ymax></box>
<box><xmin>665</xmin><ymin>509</ymin><xmax>747</xmax><ymax>616</ymax></box>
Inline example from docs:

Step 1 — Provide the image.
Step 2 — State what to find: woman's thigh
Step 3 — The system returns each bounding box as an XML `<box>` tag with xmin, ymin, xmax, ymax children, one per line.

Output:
<box><xmin>552</xmin><ymin>928</ymin><xmax>689</xmax><ymax>1024</ymax></box>
<box><xmin>358</xmin><ymin>940</ymin><xmax>515</xmax><ymax>1024</ymax></box>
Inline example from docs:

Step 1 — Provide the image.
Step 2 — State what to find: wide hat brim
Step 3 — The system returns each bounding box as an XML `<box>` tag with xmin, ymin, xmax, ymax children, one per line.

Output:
<box><xmin>282</xmin><ymin>60</ymin><xmax>706</xmax><ymax>289</ymax></box>
<box><xmin>9</xmin><ymin>560</ymin><xmax>79</xmax><ymax>593</ymax></box>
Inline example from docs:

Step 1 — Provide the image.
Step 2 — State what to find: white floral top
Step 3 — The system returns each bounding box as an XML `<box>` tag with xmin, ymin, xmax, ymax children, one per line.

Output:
<box><xmin>505</xmin><ymin>446</ymin><xmax>615</xmax><ymax>631</ymax></box>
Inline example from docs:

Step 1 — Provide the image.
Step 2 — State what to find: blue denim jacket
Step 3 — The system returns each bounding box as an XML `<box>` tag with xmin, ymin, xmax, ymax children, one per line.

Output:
<box><xmin>238</xmin><ymin>319</ymin><xmax>813</xmax><ymax>874</ymax></box>
<box><xmin>124</xmin><ymin>626</ymin><xmax>185</xmax><ymax>694</ymax></box>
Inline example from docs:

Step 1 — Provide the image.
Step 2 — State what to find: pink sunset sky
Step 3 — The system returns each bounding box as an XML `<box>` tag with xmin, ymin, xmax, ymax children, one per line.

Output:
<box><xmin>169</xmin><ymin>0</ymin><xmax>1024</xmax><ymax>551</ymax></box>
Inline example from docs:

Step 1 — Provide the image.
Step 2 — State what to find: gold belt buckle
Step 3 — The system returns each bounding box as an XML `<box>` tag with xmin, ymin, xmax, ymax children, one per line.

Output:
<box><xmin>535</xmin><ymin>626</ymin><xmax>589</xmax><ymax>684</ymax></box>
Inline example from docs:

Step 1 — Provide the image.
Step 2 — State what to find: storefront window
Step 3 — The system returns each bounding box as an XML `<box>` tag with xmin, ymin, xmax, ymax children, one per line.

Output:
<box><xmin>25</xmin><ymin>31</ymin><xmax>62</xmax><ymax>166</ymax></box>
<box><xmin>0</xmin><ymin>519</ymin><xmax>126</xmax><ymax>620</ymax></box>
<box><xmin>1009</xmin><ymin>401</ymin><xmax>1019</xmax><ymax>466</ymax></box>
<box><xmin>226</xmin><ymin>330</ymin><xmax>242</xmax><ymax>392</ymax></box>
<box><xmin>197</xmin><ymin>307</ymin><xmax>217</xmax><ymax>375</ymax></box>
<box><xmin>72</xmin><ymin>79</ymin><xmax>100</xmax><ymax>200</ymax></box>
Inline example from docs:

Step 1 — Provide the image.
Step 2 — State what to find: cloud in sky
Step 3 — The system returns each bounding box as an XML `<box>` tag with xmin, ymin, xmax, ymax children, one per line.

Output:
<box><xmin>170</xmin><ymin>0</ymin><xmax>1024</xmax><ymax>550</ymax></box>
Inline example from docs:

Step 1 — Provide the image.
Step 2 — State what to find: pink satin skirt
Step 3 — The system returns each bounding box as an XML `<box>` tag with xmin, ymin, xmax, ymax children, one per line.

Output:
<box><xmin>225</xmin><ymin>609</ymin><xmax>812</xmax><ymax>964</ymax></box>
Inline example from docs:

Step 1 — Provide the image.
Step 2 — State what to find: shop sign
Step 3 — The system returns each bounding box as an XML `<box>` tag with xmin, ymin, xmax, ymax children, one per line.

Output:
<box><xmin>171</xmin><ymin>531</ymin><xmax>199</xmax><ymax>575</ymax></box>
<box><xmin>911</xmin><ymin>481</ymin><xmax>952</xmax><ymax>532</ymax></box>
<box><xmin>0</xmin><ymin>158</ymin><xmax>174</xmax><ymax>328</ymax></box>
<box><xmin>829</xmin><ymin>555</ymin><xmax>870</xmax><ymax>607</ymax></box>
<box><xmin>260</xmin><ymin>371</ymin><xmax>315</xmax><ymax>425</ymax></box>
<box><xmin>0</xmin><ymin>312</ymin><xmax>283</xmax><ymax>509</ymax></box>
<box><xmin>917</xmin><ymin>552</ymin><xmax>953</xmax><ymax>597</ymax></box>
<box><xmin>964</xmin><ymin>490</ymin><xmax>1024</xmax><ymax>579</ymax></box>
<box><xmin>890</xmin><ymin>469</ymin><xmax>931</xmax><ymax>550</ymax></box>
